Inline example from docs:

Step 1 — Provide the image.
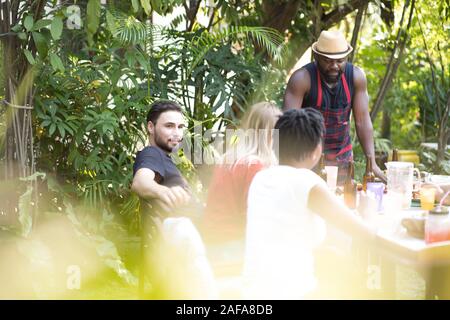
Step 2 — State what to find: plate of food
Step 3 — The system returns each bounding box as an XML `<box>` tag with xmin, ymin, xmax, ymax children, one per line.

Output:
<box><xmin>401</xmin><ymin>212</ymin><xmax>427</xmax><ymax>239</ymax></box>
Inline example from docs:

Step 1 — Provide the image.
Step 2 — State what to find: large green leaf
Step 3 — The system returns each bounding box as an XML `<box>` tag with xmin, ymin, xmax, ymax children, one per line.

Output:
<box><xmin>50</xmin><ymin>53</ymin><xmax>65</xmax><ymax>72</ymax></box>
<box><xmin>32</xmin><ymin>32</ymin><xmax>48</xmax><ymax>58</ymax></box>
<box><xmin>50</xmin><ymin>17</ymin><xmax>63</xmax><ymax>40</ymax></box>
<box><xmin>33</xmin><ymin>19</ymin><xmax>52</xmax><ymax>31</ymax></box>
<box><xmin>23</xmin><ymin>49</ymin><xmax>36</xmax><ymax>65</ymax></box>
<box><xmin>140</xmin><ymin>0</ymin><xmax>151</xmax><ymax>16</ymax></box>
<box><xmin>105</xmin><ymin>10</ymin><xmax>117</xmax><ymax>35</ymax></box>
<box><xmin>24</xmin><ymin>15</ymin><xmax>34</xmax><ymax>32</ymax></box>
<box><xmin>132</xmin><ymin>0</ymin><xmax>140</xmax><ymax>12</ymax></box>
<box><xmin>87</xmin><ymin>0</ymin><xmax>101</xmax><ymax>45</ymax></box>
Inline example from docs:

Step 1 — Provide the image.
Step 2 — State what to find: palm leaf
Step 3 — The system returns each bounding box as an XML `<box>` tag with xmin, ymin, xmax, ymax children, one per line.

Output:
<box><xmin>106</xmin><ymin>9</ymin><xmax>164</xmax><ymax>48</ymax></box>
<box><xmin>187</xmin><ymin>26</ymin><xmax>286</xmax><ymax>78</ymax></box>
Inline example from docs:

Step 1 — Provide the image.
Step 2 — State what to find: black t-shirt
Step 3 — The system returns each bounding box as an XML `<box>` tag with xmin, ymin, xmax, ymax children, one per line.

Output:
<box><xmin>133</xmin><ymin>146</ymin><xmax>187</xmax><ymax>189</ymax></box>
<box><xmin>133</xmin><ymin>146</ymin><xmax>201</xmax><ymax>219</ymax></box>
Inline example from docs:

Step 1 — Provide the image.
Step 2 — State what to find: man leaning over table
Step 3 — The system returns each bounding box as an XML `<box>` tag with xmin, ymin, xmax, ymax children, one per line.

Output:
<box><xmin>283</xmin><ymin>30</ymin><xmax>386</xmax><ymax>184</ymax></box>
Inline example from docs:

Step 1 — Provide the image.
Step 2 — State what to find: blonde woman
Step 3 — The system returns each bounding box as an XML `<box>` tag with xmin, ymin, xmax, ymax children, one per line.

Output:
<box><xmin>202</xmin><ymin>102</ymin><xmax>281</xmax><ymax>277</ymax></box>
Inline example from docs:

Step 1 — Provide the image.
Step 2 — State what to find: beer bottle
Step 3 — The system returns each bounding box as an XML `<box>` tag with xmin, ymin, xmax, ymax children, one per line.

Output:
<box><xmin>318</xmin><ymin>154</ymin><xmax>327</xmax><ymax>181</ymax></box>
<box><xmin>363</xmin><ymin>156</ymin><xmax>375</xmax><ymax>191</ymax></box>
<box><xmin>344</xmin><ymin>161</ymin><xmax>356</xmax><ymax>209</ymax></box>
<box><xmin>392</xmin><ymin>148</ymin><xmax>399</xmax><ymax>161</ymax></box>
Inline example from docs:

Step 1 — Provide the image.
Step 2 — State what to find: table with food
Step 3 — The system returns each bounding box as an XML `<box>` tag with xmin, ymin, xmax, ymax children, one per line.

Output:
<box><xmin>320</xmin><ymin>150</ymin><xmax>450</xmax><ymax>299</ymax></box>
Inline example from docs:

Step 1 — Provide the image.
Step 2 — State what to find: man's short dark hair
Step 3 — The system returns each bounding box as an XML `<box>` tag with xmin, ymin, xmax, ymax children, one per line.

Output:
<box><xmin>146</xmin><ymin>100</ymin><xmax>183</xmax><ymax>124</ymax></box>
<box><xmin>275</xmin><ymin>108</ymin><xmax>325</xmax><ymax>164</ymax></box>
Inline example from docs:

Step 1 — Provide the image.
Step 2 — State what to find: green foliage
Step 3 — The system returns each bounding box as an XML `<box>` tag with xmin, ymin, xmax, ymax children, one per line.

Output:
<box><xmin>418</xmin><ymin>147</ymin><xmax>450</xmax><ymax>175</ymax></box>
<box><xmin>12</xmin><ymin>5</ymin><xmax>67</xmax><ymax>72</ymax></box>
<box><xmin>65</xmin><ymin>202</ymin><xmax>138</xmax><ymax>286</ymax></box>
<box><xmin>34</xmin><ymin>51</ymin><xmax>147</xmax><ymax>214</ymax></box>
<box><xmin>148</xmin><ymin>0</ymin><xmax>184</xmax><ymax>15</ymax></box>
<box><xmin>355</xmin><ymin>0</ymin><xmax>449</xmax><ymax>170</ymax></box>
<box><xmin>87</xmin><ymin>0</ymin><xmax>102</xmax><ymax>46</ymax></box>
<box><xmin>50</xmin><ymin>16</ymin><xmax>63</xmax><ymax>41</ymax></box>
<box><xmin>186</xmin><ymin>25</ymin><xmax>286</xmax><ymax>77</ymax></box>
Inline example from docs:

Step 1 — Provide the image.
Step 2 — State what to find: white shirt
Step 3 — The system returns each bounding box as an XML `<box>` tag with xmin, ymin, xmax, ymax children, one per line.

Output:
<box><xmin>242</xmin><ymin>166</ymin><xmax>327</xmax><ymax>299</ymax></box>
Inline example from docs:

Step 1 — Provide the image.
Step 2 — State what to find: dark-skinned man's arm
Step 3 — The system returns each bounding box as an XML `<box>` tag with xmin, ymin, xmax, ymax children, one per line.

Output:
<box><xmin>352</xmin><ymin>66</ymin><xmax>386</xmax><ymax>183</ymax></box>
<box><xmin>283</xmin><ymin>68</ymin><xmax>311</xmax><ymax>111</ymax></box>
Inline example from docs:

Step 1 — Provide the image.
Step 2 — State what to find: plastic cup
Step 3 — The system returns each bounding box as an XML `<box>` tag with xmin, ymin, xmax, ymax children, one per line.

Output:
<box><xmin>325</xmin><ymin>166</ymin><xmax>338</xmax><ymax>191</ymax></box>
<box><xmin>367</xmin><ymin>182</ymin><xmax>385</xmax><ymax>212</ymax></box>
<box><xmin>420</xmin><ymin>187</ymin><xmax>436</xmax><ymax>211</ymax></box>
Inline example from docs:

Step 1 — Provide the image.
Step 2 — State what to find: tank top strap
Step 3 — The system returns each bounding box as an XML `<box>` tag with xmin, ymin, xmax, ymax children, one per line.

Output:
<box><xmin>344</xmin><ymin>62</ymin><xmax>354</xmax><ymax>102</ymax></box>
<box><xmin>301</xmin><ymin>62</ymin><xmax>319</xmax><ymax>109</ymax></box>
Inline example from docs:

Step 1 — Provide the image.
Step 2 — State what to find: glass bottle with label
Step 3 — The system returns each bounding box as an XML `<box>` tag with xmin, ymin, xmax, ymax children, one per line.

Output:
<box><xmin>363</xmin><ymin>156</ymin><xmax>375</xmax><ymax>191</ymax></box>
<box><xmin>392</xmin><ymin>148</ymin><xmax>399</xmax><ymax>162</ymax></box>
<box><xmin>344</xmin><ymin>161</ymin><xmax>356</xmax><ymax>209</ymax></box>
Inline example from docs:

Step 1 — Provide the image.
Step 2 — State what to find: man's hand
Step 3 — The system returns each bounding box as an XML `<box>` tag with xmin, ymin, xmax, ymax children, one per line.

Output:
<box><xmin>372</xmin><ymin>162</ymin><xmax>387</xmax><ymax>183</ymax></box>
<box><xmin>155</xmin><ymin>185</ymin><xmax>191</xmax><ymax>212</ymax></box>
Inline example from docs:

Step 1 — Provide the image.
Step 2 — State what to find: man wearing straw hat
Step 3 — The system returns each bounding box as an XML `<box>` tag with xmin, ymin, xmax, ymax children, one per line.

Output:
<box><xmin>283</xmin><ymin>30</ymin><xmax>385</xmax><ymax>184</ymax></box>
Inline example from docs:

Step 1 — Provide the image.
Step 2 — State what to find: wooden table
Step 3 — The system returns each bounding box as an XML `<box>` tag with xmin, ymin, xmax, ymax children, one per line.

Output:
<box><xmin>366</xmin><ymin>208</ymin><xmax>450</xmax><ymax>299</ymax></box>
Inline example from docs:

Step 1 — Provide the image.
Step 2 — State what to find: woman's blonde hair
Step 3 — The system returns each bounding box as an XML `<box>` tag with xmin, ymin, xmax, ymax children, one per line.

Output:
<box><xmin>223</xmin><ymin>102</ymin><xmax>281</xmax><ymax>166</ymax></box>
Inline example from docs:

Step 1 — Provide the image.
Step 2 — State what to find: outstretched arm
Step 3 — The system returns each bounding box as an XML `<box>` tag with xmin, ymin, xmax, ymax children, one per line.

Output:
<box><xmin>283</xmin><ymin>68</ymin><xmax>311</xmax><ymax>111</ymax></box>
<box><xmin>353</xmin><ymin>66</ymin><xmax>386</xmax><ymax>182</ymax></box>
<box><xmin>132</xmin><ymin>168</ymin><xmax>190</xmax><ymax>211</ymax></box>
<box><xmin>308</xmin><ymin>183</ymin><xmax>376</xmax><ymax>241</ymax></box>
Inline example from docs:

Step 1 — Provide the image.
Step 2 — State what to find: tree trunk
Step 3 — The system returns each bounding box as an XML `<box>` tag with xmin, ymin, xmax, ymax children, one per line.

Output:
<box><xmin>381</xmin><ymin>110</ymin><xmax>391</xmax><ymax>140</ymax></box>
<box><xmin>370</xmin><ymin>0</ymin><xmax>415</xmax><ymax>121</ymax></box>
<box><xmin>349</xmin><ymin>2</ymin><xmax>367</xmax><ymax>62</ymax></box>
<box><xmin>185</xmin><ymin>0</ymin><xmax>201</xmax><ymax>31</ymax></box>
<box><xmin>437</xmin><ymin>93</ymin><xmax>450</xmax><ymax>172</ymax></box>
<box><xmin>0</xmin><ymin>0</ymin><xmax>46</xmax><ymax>229</ymax></box>
<box><xmin>261</xmin><ymin>0</ymin><xmax>305</xmax><ymax>36</ymax></box>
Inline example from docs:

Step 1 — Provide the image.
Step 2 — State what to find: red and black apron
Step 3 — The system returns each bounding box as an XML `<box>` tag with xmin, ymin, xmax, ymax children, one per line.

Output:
<box><xmin>302</xmin><ymin>62</ymin><xmax>354</xmax><ymax>185</ymax></box>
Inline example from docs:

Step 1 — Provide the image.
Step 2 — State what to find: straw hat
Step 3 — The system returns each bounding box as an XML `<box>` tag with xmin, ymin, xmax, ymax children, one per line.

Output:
<box><xmin>311</xmin><ymin>30</ymin><xmax>353</xmax><ymax>59</ymax></box>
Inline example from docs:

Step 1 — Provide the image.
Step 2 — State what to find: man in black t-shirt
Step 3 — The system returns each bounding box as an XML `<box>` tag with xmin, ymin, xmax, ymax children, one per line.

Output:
<box><xmin>132</xmin><ymin>100</ymin><xmax>195</xmax><ymax>298</ymax></box>
<box><xmin>132</xmin><ymin>100</ymin><xmax>191</xmax><ymax>215</ymax></box>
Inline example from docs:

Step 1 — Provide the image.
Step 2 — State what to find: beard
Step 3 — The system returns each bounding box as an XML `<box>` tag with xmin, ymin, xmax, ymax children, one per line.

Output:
<box><xmin>324</xmin><ymin>72</ymin><xmax>341</xmax><ymax>84</ymax></box>
<box><xmin>154</xmin><ymin>132</ymin><xmax>181</xmax><ymax>153</ymax></box>
<box><xmin>317</xmin><ymin>62</ymin><xmax>343</xmax><ymax>85</ymax></box>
